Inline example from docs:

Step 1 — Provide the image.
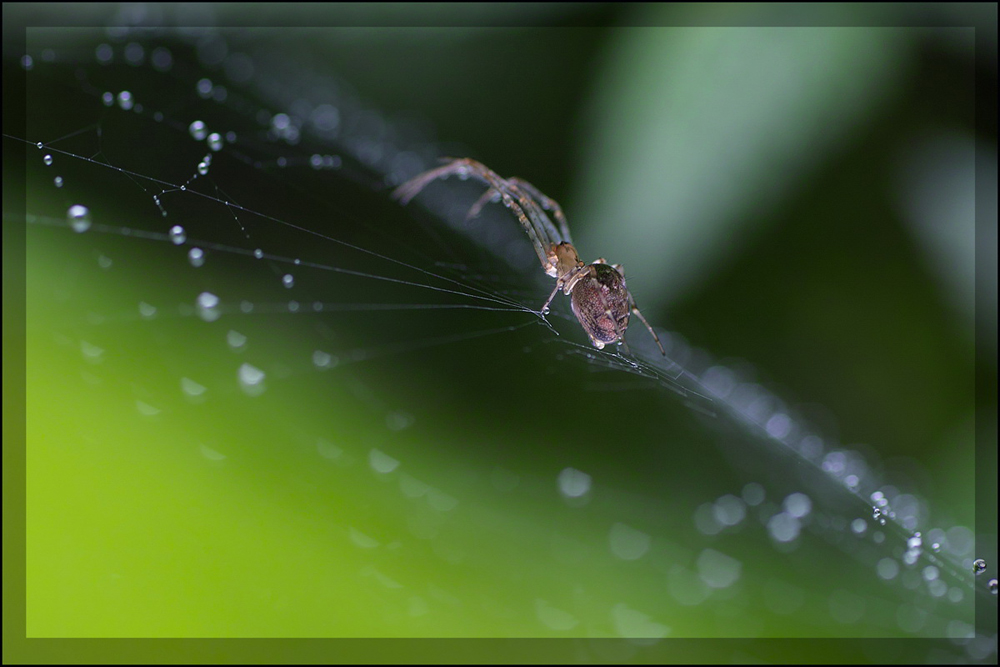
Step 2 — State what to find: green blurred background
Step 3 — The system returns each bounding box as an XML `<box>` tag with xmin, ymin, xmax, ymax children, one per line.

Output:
<box><xmin>6</xmin><ymin>2</ymin><xmax>997</xmax><ymax>663</ymax></box>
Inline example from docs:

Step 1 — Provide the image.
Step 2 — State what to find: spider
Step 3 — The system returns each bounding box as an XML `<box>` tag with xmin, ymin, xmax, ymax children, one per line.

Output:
<box><xmin>392</xmin><ymin>158</ymin><xmax>665</xmax><ymax>356</ymax></box>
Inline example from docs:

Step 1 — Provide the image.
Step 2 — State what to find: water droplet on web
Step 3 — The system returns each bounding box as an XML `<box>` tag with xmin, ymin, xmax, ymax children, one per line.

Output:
<box><xmin>557</xmin><ymin>467</ymin><xmax>591</xmax><ymax>499</ymax></box>
<box><xmin>227</xmin><ymin>330</ymin><xmax>247</xmax><ymax>351</ymax></box>
<box><xmin>287</xmin><ymin>301</ymin><xmax>299</xmax><ymax>312</ymax></box>
<box><xmin>136</xmin><ymin>400</ymin><xmax>160</xmax><ymax>417</ymax></box>
<box><xmin>850</xmin><ymin>518</ymin><xmax>867</xmax><ymax>535</ymax></box>
<box><xmin>188</xmin><ymin>247</ymin><xmax>205</xmax><ymax>267</ymax></box>
<box><xmin>101</xmin><ymin>91</ymin><xmax>114</xmax><ymax>106</ymax></box>
<box><xmin>21</xmin><ymin>54</ymin><xmax>33</xmax><ymax>70</ymax></box>
<box><xmin>43</xmin><ymin>154</ymin><xmax>53</xmax><ymax>166</ymax></box>
<box><xmin>95</xmin><ymin>43</ymin><xmax>112</xmax><ymax>64</ymax></box>
<box><xmin>226</xmin><ymin>131</ymin><xmax>236</xmax><ymax>143</ymax></box>
<box><xmin>742</xmin><ymin>482</ymin><xmax>765</xmax><ymax>506</ymax></box>
<box><xmin>238</xmin><ymin>363</ymin><xmax>266</xmax><ymax>396</ymax></box>
<box><xmin>989</xmin><ymin>579</ymin><xmax>998</xmax><ymax>594</ymax></box>
<box><xmin>169</xmin><ymin>225</ymin><xmax>186</xmax><ymax>245</ymax></box>
<box><xmin>97</xmin><ymin>255</ymin><xmax>112</xmax><ymax>269</ymax></box>
<box><xmin>369</xmin><ymin>448</ymin><xmax>400</xmax><ymax>474</ymax></box>
<box><xmin>207</xmin><ymin>133</ymin><xmax>223</xmax><ymax>152</ymax></box>
<box><xmin>200</xmin><ymin>444</ymin><xmax>226</xmax><ymax>461</ymax></box>
<box><xmin>197</xmin><ymin>161</ymin><xmax>209</xmax><ymax>175</ymax></box>
<box><xmin>151</xmin><ymin>46</ymin><xmax>172</xmax><ymax>72</ymax></box>
<box><xmin>713</xmin><ymin>494</ymin><xmax>746</xmax><ymax>526</ymax></box>
<box><xmin>697</xmin><ymin>548</ymin><xmax>742</xmax><ymax>589</ymax></box>
<box><xmin>80</xmin><ymin>340</ymin><xmax>104</xmax><ymax>363</ymax></box>
<box><xmin>767</xmin><ymin>512</ymin><xmax>801</xmax><ymax>543</ymax></box>
<box><xmin>609</xmin><ymin>522</ymin><xmax>650</xmax><ymax>560</ymax></box>
<box><xmin>54</xmin><ymin>176</ymin><xmax>63</xmax><ymax>188</ymax></box>
<box><xmin>312</xmin><ymin>350</ymin><xmax>338</xmax><ymax>369</ymax></box>
<box><xmin>138</xmin><ymin>302</ymin><xmax>157</xmax><ymax>319</ymax></box>
<box><xmin>181</xmin><ymin>377</ymin><xmax>206</xmax><ymax>399</ymax></box>
<box><xmin>386</xmin><ymin>411</ymin><xmax>414</xmax><ymax>431</ymax></box>
<box><xmin>196</xmin><ymin>78</ymin><xmax>213</xmax><ymax>98</ymax></box>
<box><xmin>876</xmin><ymin>557</ymin><xmax>899</xmax><ymax>580</ymax></box>
<box><xmin>124</xmin><ymin>42</ymin><xmax>144</xmax><ymax>66</ymax></box>
<box><xmin>282</xmin><ymin>274</ymin><xmax>294</xmax><ymax>288</ymax></box>
<box><xmin>196</xmin><ymin>291</ymin><xmax>219</xmax><ymax>321</ymax></box>
<box><xmin>784</xmin><ymin>492</ymin><xmax>812</xmax><ymax>518</ymax></box>
<box><xmin>117</xmin><ymin>91</ymin><xmax>133</xmax><ymax>110</ymax></box>
<box><xmin>67</xmin><ymin>204</ymin><xmax>91</xmax><ymax>232</ymax></box>
<box><xmin>973</xmin><ymin>558</ymin><xmax>987</xmax><ymax>574</ymax></box>
<box><xmin>253</xmin><ymin>248</ymin><xmax>263</xmax><ymax>259</ymax></box>
<box><xmin>36</xmin><ymin>141</ymin><xmax>43</xmax><ymax>149</ymax></box>
<box><xmin>189</xmin><ymin>120</ymin><xmax>207</xmax><ymax>141</ymax></box>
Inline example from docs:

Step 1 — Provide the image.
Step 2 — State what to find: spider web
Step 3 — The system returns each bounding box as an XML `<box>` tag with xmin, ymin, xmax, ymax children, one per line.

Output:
<box><xmin>8</xmin><ymin>17</ymin><xmax>995</xmax><ymax>660</ymax></box>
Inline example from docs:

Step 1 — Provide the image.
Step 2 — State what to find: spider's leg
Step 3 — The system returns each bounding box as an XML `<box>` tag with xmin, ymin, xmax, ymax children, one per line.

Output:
<box><xmin>628</xmin><ymin>295</ymin><xmax>666</xmax><ymax>356</ymax></box>
<box><xmin>507</xmin><ymin>177</ymin><xmax>573</xmax><ymax>246</ymax></box>
<box><xmin>445</xmin><ymin>161</ymin><xmax>560</xmax><ymax>274</ymax></box>
<box><xmin>394</xmin><ymin>158</ymin><xmax>558</xmax><ymax>276</ymax></box>
<box><xmin>465</xmin><ymin>188</ymin><xmax>501</xmax><ymax>220</ymax></box>
<box><xmin>540</xmin><ymin>281</ymin><xmax>562</xmax><ymax>315</ymax></box>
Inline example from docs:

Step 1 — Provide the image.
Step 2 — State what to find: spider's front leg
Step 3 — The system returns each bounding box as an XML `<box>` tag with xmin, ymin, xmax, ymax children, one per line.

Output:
<box><xmin>391</xmin><ymin>158</ymin><xmax>488</xmax><ymax>205</ymax></box>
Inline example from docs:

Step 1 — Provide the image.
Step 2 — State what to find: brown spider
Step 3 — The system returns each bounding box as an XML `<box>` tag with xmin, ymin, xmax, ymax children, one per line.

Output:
<box><xmin>392</xmin><ymin>158</ymin><xmax>665</xmax><ymax>355</ymax></box>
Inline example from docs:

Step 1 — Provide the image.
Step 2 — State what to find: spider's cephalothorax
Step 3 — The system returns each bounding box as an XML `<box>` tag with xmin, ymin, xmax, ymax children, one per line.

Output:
<box><xmin>393</xmin><ymin>158</ymin><xmax>665</xmax><ymax>355</ymax></box>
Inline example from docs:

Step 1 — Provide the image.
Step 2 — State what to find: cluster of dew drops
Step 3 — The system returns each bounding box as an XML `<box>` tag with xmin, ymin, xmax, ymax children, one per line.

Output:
<box><xmin>871</xmin><ymin>488</ymin><xmax>997</xmax><ymax>595</ymax></box>
<box><xmin>54</xmin><ymin>78</ymin><xmax>303</xmax><ymax>404</ymax></box>
<box><xmin>973</xmin><ymin>558</ymin><xmax>998</xmax><ymax>595</ymax></box>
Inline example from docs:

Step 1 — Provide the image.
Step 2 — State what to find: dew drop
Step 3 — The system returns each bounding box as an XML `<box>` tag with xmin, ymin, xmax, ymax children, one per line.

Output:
<box><xmin>197</xmin><ymin>292</ymin><xmax>219</xmax><ymax>309</ymax></box>
<box><xmin>207</xmin><ymin>132</ymin><xmax>223</xmax><ymax>152</ymax></box>
<box><xmin>169</xmin><ymin>225</ymin><xmax>186</xmax><ymax>245</ymax></box>
<box><xmin>973</xmin><ymin>558</ymin><xmax>987</xmax><ymax>574</ymax></box>
<box><xmin>227</xmin><ymin>330</ymin><xmax>247</xmax><ymax>351</ymax></box>
<box><xmin>312</xmin><ymin>350</ymin><xmax>338</xmax><ymax>369</ymax></box>
<box><xmin>188</xmin><ymin>247</ymin><xmax>205</xmax><ymax>267</ymax></box>
<box><xmin>557</xmin><ymin>467</ymin><xmax>591</xmax><ymax>499</ymax></box>
<box><xmin>102</xmin><ymin>91</ymin><xmax>114</xmax><ymax>107</ymax></box>
<box><xmin>95</xmin><ymin>43</ymin><xmax>112</xmax><ymax>64</ymax></box>
<box><xmin>189</xmin><ymin>120</ymin><xmax>207</xmax><ymax>141</ymax></box>
<box><xmin>43</xmin><ymin>154</ymin><xmax>53</xmax><ymax>166</ymax></box>
<box><xmin>238</xmin><ymin>363</ymin><xmax>266</xmax><ymax>396</ymax></box>
<box><xmin>21</xmin><ymin>54</ymin><xmax>33</xmax><ymax>70</ymax></box>
<box><xmin>253</xmin><ymin>248</ymin><xmax>263</xmax><ymax>259</ymax></box>
<box><xmin>989</xmin><ymin>579</ymin><xmax>998</xmax><ymax>594</ymax></box>
<box><xmin>196</xmin><ymin>161</ymin><xmax>209</xmax><ymax>175</ymax></box>
<box><xmin>196</xmin><ymin>78</ymin><xmax>213</xmax><ymax>98</ymax></box>
<box><xmin>282</xmin><ymin>274</ymin><xmax>294</xmax><ymax>288</ymax></box>
<box><xmin>117</xmin><ymin>91</ymin><xmax>134</xmax><ymax>110</ymax></box>
<box><xmin>67</xmin><ymin>204</ymin><xmax>91</xmax><ymax>233</ymax></box>
<box><xmin>54</xmin><ymin>176</ymin><xmax>64</xmax><ymax>188</ymax></box>
<box><xmin>36</xmin><ymin>141</ymin><xmax>43</xmax><ymax>149</ymax></box>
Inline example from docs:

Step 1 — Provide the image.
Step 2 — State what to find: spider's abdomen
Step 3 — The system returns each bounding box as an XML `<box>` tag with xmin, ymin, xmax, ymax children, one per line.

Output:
<box><xmin>569</xmin><ymin>263</ymin><xmax>631</xmax><ymax>349</ymax></box>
